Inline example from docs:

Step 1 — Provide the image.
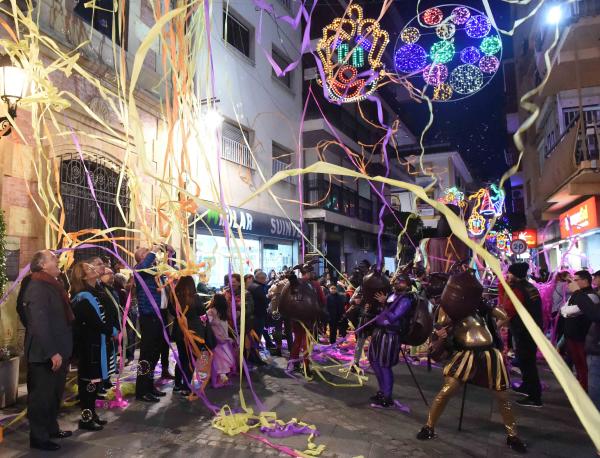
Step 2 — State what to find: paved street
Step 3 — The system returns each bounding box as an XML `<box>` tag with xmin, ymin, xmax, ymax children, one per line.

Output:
<box><xmin>2</xmin><ymin>349</ymin><xmax>596</xmax><ymax>458</ymax></box>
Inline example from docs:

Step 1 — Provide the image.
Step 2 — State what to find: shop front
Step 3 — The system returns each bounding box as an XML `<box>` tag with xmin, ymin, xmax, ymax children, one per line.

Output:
<box><xmin>194</xmin><ymin>206</ymin><xmax>300</xmax><ymax>287</ymax></box>
<box><xmin>553</xmin><ymin>196</ymin><xmax>600</xmax><ymax>271</ymax></box>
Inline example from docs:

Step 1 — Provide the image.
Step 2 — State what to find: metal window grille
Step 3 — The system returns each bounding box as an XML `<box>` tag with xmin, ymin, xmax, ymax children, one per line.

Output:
<box><xmin>74</xmin><ymin>0</ymin><xmax>125</xmax><ymax>43</ymax></box>
<box><xmin>221</xmin><ymin>122</ymin><xmax>254</xmax><ymax>169</ymax></box>
<box><xmin>59</xmin><ymin>153</ymin><xmax>131</xmax><ymax>263</ymax></box>
<box><xmin>271</xmin><ymin>48</ymin><xmax>292</xmax><ymax>88</ymax></box>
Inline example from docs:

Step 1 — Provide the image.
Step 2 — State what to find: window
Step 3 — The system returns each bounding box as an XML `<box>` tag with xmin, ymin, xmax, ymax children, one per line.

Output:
<box><xmin>272</xmin><ymin>142</ymin><xmax>295</xmax><ymax>184</ymax></box>
<box><xmin>271</xmin><ymin>47</ymin><xmax>292</xmax><ymax>88</ymax></box>
<box><xmin>74</xmin><ymin>0</ymin><xmax>126</xmax><ymax>43</ymax></box>
<box><xmin>222</xmin><ymin>121</ymin><xmax>254</xmax><ymax>169</ymax></box>
<box><xmin>223</xmin><ymin>10</ymin><xmax>251</xmax><ymax>59</ymax></box>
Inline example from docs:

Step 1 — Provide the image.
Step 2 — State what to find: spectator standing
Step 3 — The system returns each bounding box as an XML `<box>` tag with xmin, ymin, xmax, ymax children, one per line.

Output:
<box><xmin>593</xmin><ymin>270</ymin><xmax>600</xmax><ymax>293</ymax></box>
<box><xmin>23</xmin><ymin>250</ymin><xmax>74</xmax><ymax>451</ymax></box>
<box><xmin>501</xmin><ymin>262</ymin><xmax>544</xmax><ymax>407</ymax></box>
<box><xmin>134</xmin><ymin>245</ymin><xmax>167</xmax><ymax>402</ymax></box>
<box><xmin>71</xmin><ymin>261</ymin><xmax>115</xmax><ymax>432</ymax></box>
<box><xmin>99</xmin><ymin>267</ymin><xmax>121</xmax><ymax>385</ymax></box>
<box><xmin>248</xmin><ymin>271</ymin><xmax>275</xmax><ymax>349</ymax></box>
<box><xmin>560</xmin><ymin>271</ymin><xmax>595</xmax><ymax>391</ymax></box>
<box><xmin>207</xmin><ymin>293</ymin><xmax>237</xmax><ymax>387</ymax></box>
<box><xmin>326</xmin><ymin>285</ymin><xmax>347</xmax><ymax>344</ymax></box>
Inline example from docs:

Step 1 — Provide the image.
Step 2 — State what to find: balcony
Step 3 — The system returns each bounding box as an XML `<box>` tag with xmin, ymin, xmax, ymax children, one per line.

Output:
<box><xmin>538</xmin><ymin>113</ymin><xmax>600</xmax><ymax>217</ymax></box>
<box><xmin>272</xmin><ymin>158</ymin><xmax>296</xmax><ymax>184</ymax></box>
<box><xmin>222</xmin><ymin>137</ymin><xmax>254</xmax><ymax>169</ymax></box>
<box><xmin>540</xmin><ymin>0</ymin><xmax>600</xmax><ymax>96</ymax></box>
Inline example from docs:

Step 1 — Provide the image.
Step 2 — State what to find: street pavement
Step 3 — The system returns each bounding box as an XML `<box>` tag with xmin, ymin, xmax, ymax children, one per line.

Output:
<box><xmin>1</xmin><ymin>349</ymin><xmax>597</xmax><ymax>458</ymax></box>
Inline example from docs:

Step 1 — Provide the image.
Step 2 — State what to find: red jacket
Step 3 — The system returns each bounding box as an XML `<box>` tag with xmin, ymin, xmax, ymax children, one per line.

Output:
<box><xmin>498</xmin><ymin>282</ymin><xmax>525</xmax><ymax>320</ymax></box>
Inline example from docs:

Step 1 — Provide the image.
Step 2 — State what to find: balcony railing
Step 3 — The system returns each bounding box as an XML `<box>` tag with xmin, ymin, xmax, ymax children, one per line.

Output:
<box><xmin>545</xmin><ymin>112</ymin><xmax>599</xmax><ymax>163</ymax></box>
<box><xmin>272</xmin><ymin>158</ymin><xmax>295</xmax><ymax>184</ymax></box>
<box><xmin>222</xmin><ymin>137</ymin><xmax>254</xmax><ymax>169</ymax></box>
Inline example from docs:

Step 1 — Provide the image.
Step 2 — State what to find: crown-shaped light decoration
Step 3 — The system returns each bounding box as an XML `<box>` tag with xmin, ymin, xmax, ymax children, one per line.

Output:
<box><xmin>489</xmin><ymin>183</ymin><xmax>506</xmax><ymax>217</ymax></box>
<box><xmin>316</xmin><ymin>4</ymin><xmax>389</xmax><ymax>103</ymax></box>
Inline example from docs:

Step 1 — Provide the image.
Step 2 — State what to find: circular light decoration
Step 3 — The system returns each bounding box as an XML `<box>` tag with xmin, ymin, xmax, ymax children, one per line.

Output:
<box><xmin>480</xmin><ymin>36</ymin><xmax>502</xmax><ymax>55</ymax></box>
<box><xmin>465</xmin><ymin>14</ymin><xmax>492</xmax><ymax>38</ymax></box>
<box><xmin>430</xmin><ymin>40</ymin><xmax>455</xmax><ymax>64</ymax></box>
<box><xmin>395</xmin><ymin>44</ymin><xmax>428</xmax><ymax>73</ymax></box>
<box><xmin>316</xmin><ymin>4</ymin><xmax>389</xmax><ymax>103</ymax></box>
<box><xmin>460</xmin><ymin>46</ymin><xmax>481</xmax><ymax>64</ymax></box>
<box><xmin>401</xmin><ymin>27</ymin><xmax>420</xmax><ymax>44</ymax></box>
<box><xmin>479</xmin><ymin>55</ymin><xmax>500</xmax><ymax>74</ymax></box>
<box><xmin>423</xmin><ymin>64</ymin><xmax>448</xmax><ymax>86</ymax></box>
<box><xmin>451</xmin><ymin>6</ymin><xmax>470</xmax><ymax>25</ymax></box>
<box><xmin>394</xmin><ymin>4</ymin><xmax>502</xmax><ymax>102</ymax></box>
<box><xmin>422</xmin><ymin>7</ymin><xmax>444</xmax><ymax>26</ymax></box>
<box><xmin>433</xmin><ymin>83</ymin><xmax>453</xmax><ymax>101</ymax></box>
<box><xmin>436</xmin><ymin>23</ymin><xmax>456</xmax><ymax>40</ymax></box>
<box><xmin>450</xmin><ymin>64</ymin><xmax>483</xmax><ymax>94</ymax></box>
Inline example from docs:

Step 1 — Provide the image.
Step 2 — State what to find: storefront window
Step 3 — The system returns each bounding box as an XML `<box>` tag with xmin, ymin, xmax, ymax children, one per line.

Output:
<box><xmin>196</xmin><ymin>234</ymin><xmax>260</xmax><ymax>287</ymax></box>
<box><xmin>262</xmin><ymin>241</ymin><xmax>295</xmax><ymax>273</ymax></box>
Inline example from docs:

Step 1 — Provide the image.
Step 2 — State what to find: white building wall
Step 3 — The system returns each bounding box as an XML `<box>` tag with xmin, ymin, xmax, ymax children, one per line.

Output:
<box><xmin>194</xmin><ymin>0</ymin><xmax>302</xmax><ymax>219</ymax></box>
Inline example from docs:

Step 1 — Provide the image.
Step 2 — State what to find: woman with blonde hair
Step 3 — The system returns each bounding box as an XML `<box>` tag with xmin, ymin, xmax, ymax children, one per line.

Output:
<box><xmin>71</xmin><ymin>261</ymin><xmax>116</xmax><ymax>431</ymax></box>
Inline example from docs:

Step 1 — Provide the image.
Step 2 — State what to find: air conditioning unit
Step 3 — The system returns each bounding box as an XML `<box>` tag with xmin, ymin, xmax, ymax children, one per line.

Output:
<box><xmin>307</xmin><ymin>222</ymin><xmax>319</xmax><ymax>253</ymax></box>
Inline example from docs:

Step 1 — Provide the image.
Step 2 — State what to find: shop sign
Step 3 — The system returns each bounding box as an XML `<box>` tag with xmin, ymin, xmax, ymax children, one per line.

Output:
<box><xmin>512</xmin><ymin>229</ymin><xmax>537</xmax><ymax>247</ymax></box>
<box><xmin>559</xmin><ymin>196</ymin><xmax>600</xmax><ymax>239</ymax></box>
<box><xmin>198</xmin><ymin>206</ymin><xmax>300</xmax><ymax>239</ymax></box>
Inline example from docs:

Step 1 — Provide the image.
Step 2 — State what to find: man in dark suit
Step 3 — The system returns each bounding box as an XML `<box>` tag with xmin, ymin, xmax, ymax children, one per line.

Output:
<box><xmin>23</xmin><ymin>250</ymin><xmax>74</xmax><ymax>451</ymax></box>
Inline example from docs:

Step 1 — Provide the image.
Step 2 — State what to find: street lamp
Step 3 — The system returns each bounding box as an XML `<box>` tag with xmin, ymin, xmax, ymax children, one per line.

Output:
<box><xmin>204</xmin><ymin>108</ymin><xmax>223</xmax><ymax>131</ymax></box>
<box><xmin>546</xmin><ymin>5</ymin><xmax>563</xmax><ymax>25</ymax></box>
<box><xmin>0</xmin><ymin>54</ymin><xmax>29</xmax><ymax>137</ymax></box>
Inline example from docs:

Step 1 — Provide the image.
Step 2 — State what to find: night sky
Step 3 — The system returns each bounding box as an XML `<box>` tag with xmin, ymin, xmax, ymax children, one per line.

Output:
<box><xmin>373</xmin><ymin>0</ymin><xmax>513</xmax><ymax>182</ymax></box>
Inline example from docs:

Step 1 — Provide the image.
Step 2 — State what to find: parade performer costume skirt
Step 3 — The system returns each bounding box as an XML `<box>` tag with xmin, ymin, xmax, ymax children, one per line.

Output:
<box><xmin>368</xmin><ymin>328</ymin><xmax>401</xmax><ymax>368</ymax></box>
<box><xmin>443</xmin><ymin>347</ymin><xmax>509</xmax><ymax>391</ymax></box>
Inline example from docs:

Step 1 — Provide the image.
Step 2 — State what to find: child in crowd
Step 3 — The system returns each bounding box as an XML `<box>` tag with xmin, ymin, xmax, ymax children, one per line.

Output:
<box><xmin>207</xmin><ymin>293</ymin><xmax>236</xmax><ymax>387</ymax></box>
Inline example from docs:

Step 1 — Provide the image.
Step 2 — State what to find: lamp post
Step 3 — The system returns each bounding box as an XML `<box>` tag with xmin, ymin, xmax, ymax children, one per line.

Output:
<box><xmin>0</xmin><ymin>55</ymin><xmax>29</xmax><ymax>137</ymax></box>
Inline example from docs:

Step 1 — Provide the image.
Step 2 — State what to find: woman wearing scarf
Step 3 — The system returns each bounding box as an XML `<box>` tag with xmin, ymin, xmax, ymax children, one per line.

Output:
<box><xmin>71</xmin><ymin>262</ymin><xmax>116</xmax><ymax>431</ymax></box>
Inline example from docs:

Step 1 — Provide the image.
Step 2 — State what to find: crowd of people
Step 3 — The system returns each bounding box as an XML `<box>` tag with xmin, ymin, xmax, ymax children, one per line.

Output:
<box><xmin>16</xmin><ymin>246</ymin><xmax>600</xmax><ymax>452</ymax></box>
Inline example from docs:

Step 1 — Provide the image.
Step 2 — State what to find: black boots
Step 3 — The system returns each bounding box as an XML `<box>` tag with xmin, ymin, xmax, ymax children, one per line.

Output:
<box><xmin>416</xmin><ymin>425</ymin><xmax>435</xmax><ymax>440</ymax></box>
<box><xmin>507</xmin><ymin>435</ymin><xmax>528</xmax><ymax>453</ymax></box>
<box><xmin>79</xmin><ymin>420</ymin><xmax>103</xmax><ymax>431</ymax></box>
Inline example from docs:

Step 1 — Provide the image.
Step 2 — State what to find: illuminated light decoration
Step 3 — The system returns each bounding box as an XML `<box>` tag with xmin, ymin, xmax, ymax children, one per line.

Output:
<box><xmin>465</xmin><ymin>14</ymin><xmax>492</xmax><ymax>38</ymax></box>
<box><xmin>430</xmin><ymin>40</ymin><xmax>455</xmax><ymax>64</ymax></box>
<box><xmin>460</xmin><ymin>46</ymin><xmax>481</xmax><ymax>65</ymax></box>
<box><xmin>438</xmin><ymin>186</ymin><xmax>466</xmax><ymax>207</ymax></box>
<box><xmin>433</xmin><ymin>83</ymin><xmax>453</xmax><ymax>101</ymax></box>
<box><xmin>489</xmin><ymin>183</ymin><xmax>506</xmax><ymax>217</ymax></box>
<box><xmin>479</xmin><ymin>55</ymin><xmax>500</xmax><ymax>74</ymax></box>
<box><xmin>422</xmin><ymin>7</ymin><xmax>444</xmax><ymax>26</ymax></box>
<box><xmin>423</xmin><ymin>63</ymin><xmax>448</xmax><ymax>86</ymax></box>
<box><xmin>449</xmin><ymin>64</ymin><xmax>483</xmax><ymax>94</ymax></box>
<box><xmin>355</xmin><ymin>34</ymin><xmax>372</xmax><ymax>51</ymax></box>
<box><xmin>400</xmin><ymin>27</ymin><xmax>420</xmax><ymax>44</ymax></box>
<box><xmin>395</xmin><ymin>44</ymin><xmax>428</xmax><ymax>73</ymax></box>
<box><xmin>316</xmin><ymin>4</ymin><xmax>389</xmax><ymax>103</ymax></box>
<box><xmin>394</xmin><ymin>5</ymin><xmax>502</xmax><ymax>102</ymax></box>
<box><xmin>451</xmin><ymin>6</ymin><xmax>470</xmax><ymax>25</ymax></box>
<box><xmin>480</xmin><ymin>36</ymin><xmax>502</xmax><ymax>55</ymax></box>
<box><xmin>468</xmin><ymin>212</ymin><xmax>486</xmax><ymax>237</ymax></box>
<box><xmin>496</xmin><ymin>231</ymin><xmax>510</xmax><ymax>251</ymax></box>
<box><xmin>436</xmin><ymin>23</ymin><xmax>456</xmax><ymax>40</ymax></box>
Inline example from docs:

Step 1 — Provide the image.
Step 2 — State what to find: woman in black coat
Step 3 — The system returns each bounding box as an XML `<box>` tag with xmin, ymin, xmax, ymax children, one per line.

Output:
<box><xmin>169</xmin><ymin>276</ymin><xmax>211</xmax><ymax>396</ymax></box>
<box><xmin>71</xmin><ymin>262</ymin><xmax>116</xmax><ymax>431</ymax></box>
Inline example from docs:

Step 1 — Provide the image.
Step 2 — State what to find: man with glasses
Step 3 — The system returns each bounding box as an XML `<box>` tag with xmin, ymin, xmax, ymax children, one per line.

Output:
<box><xmin>560</xmin><ymin>270</ymin><xmax>596</xmax><ymax>392</ymax></box>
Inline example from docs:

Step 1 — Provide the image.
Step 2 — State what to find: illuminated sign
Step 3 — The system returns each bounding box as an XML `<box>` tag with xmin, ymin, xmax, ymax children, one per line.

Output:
<box><xmin>559</xmin><ymin>197</ymin><xmax>600</xmax><ymax>239</ymax></box>
<box><xmin>512</xmin><ymin>229</ymin><xmax>537</xmax><ymax>248</ymax></box>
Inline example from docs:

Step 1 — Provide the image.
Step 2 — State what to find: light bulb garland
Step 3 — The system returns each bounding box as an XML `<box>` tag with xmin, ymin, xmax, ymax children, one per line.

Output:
<box><xmin>394</xmin><ymin>4</ymin><xmax>502</xmax><ymax>102</ymax></box>
<box><xmin>316</xmin><ymin>4</ymin><xmax>389</xmax><ymax>103</ymax></box>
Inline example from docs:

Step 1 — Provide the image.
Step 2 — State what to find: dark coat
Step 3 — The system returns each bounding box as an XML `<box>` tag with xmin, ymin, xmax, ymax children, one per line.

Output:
<box><xmin>248</xmin><ymin>280</ymin><xmax>269</xmax><ymax>318</ymax></box>
<box><xmin>169</xmin><ymin>293</ymin><xmax>207</xmax><ymax>342</ymax></box>
<box><xmin>135</xmin><ymin>252</ymin><xmax>161</xmax><ymax>316</ymax></box>
<box><xmin>326</xmin><ymin>293</ymin><xmax>346</xmax><ymax>322</ymax></box>
<box><xmin>72</xmin><ymin>288</ymin><xmax>114</xmax><ymax>380</ymax></box>
<box><xmin>23</xmin><ymin>279</ymin><xmax>73</xmax><ymax>364</ymax></box>
<box><xmin>564</xmin><ymin>288</ymin><xmax>596</xmax><ymax>342</ymax></box>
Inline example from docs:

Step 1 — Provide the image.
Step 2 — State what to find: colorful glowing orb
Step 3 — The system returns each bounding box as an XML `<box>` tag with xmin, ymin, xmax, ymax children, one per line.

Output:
<box><xmin>479</xmin><ymin>55</ymin><xmax>500</xmax><ymax>74</ymax></box>
<box><xmin>449</xmin><ymin>64</ymin><xmax>483</xmax><ymax>94</ymax></box>
<box><xmin>436</xmin><ymin>23</ymin><xmax>456</xmax><ymax>40</ymax></box>
<box><xmin>401</xmin><ymin>27</ymin><xmax>420</xmax><ymax>44</ymax></box>
<box><xmin>460</xmin><ymin>46</ymin><xmax>481</xmax><ymax>64</ymax></box>
<box><xmin>451</xmin><ymin>6</ymin><xmax>470</xmax><ymax>25</ymax></box>
<box><xmin>422</xmin><ymin>7</ymin><xmax>444</xmax><ymax>26</ymax></box>
<box><xmin>395</xmin><ymin>44</ymin><xmax>428</xmax><ymax>73</ymax></box>
<box><xmin>480</xmin><ymin>36</ymin><xmax>502</xmax><ymax>55</ymax></box>
<box><xmin>430</xmin><ymin>40</ymin><xmax>455</xmax><ymax>64</ymax></box>
<box><xmin>465</xmin><ymin>15</ymin><xmax>492</xmax><ymax>38</ymax></box>
<box><xmin>433</xmin><ymin>83</ymin><xmax>453</xmax><ymax>101</ymax></box>
<box><xmin>423</xmin><ymin>64</ymin><xmax>448</xmax><ymax>86</ymax></box>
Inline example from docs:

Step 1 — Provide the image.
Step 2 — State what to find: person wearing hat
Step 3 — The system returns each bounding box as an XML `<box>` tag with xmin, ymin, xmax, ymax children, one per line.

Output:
<box><xmin>367</xmin><ymin>272</ymin><xmax>414</xmax><ymax>407</ymax></box>
<box><xmin>501</xmin><ymin>262</ymin><xmax>543</xmax><ymax>407</ymax></box>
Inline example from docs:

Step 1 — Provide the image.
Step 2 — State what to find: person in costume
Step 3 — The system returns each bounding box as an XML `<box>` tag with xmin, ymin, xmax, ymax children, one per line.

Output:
<box><xmin>71</xmin><ymin>261</ymin><xmax>115</xmax><ymax>431</ymax></box>
<box><xmin>417</xmin><ymin>271</ymin><xmax>527</xmax><ymax>454</ymax></box>
<box><xmin>368</xmin><ymin>273</ymin><xmax>413</xmax><ymax>407</ymax></box>
<box><xmin>207</xmin><ymin>293</ymin><xmax>237</xmax><ymax>387</ymax></box>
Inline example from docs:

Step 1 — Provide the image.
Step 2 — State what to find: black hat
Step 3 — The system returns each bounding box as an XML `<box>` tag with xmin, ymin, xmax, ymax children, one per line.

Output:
<box><xmin>392</xmin><ymin>272</ymin><xmax>411</xmax><ymax>284</ymax></box>
<box><xmin>508</xmin><ymin>262</ymin><xmax>529</xmax><ymax>279</ymax></box>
